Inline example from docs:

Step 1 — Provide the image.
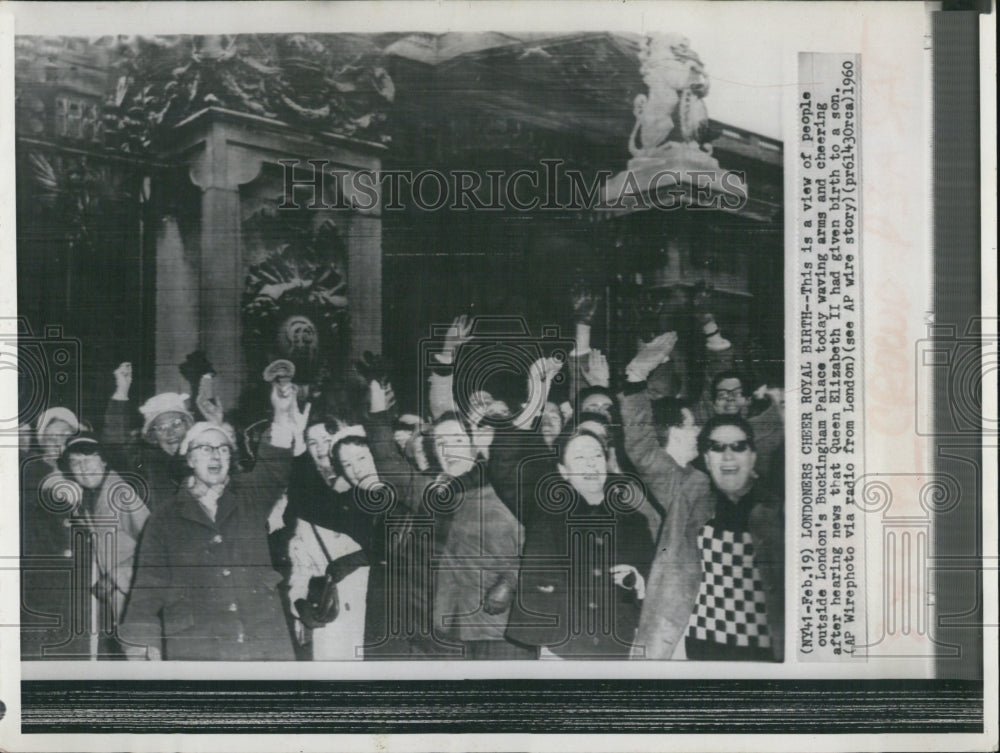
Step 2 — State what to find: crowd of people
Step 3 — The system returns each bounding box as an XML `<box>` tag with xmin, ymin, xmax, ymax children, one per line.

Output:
<box><xmin>20</xmin><ymin>293</ymin><xmax>785</xmax><ymax>662</ymax></box>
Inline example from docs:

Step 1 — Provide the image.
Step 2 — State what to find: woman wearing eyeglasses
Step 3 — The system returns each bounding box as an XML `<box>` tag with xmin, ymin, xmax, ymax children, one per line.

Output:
<box><xmin>100</xmin><ymin>362</ymin><xmax>195</xmax><ymax>515</ymax></box>
<box><xmin>632</xmin><ymin>414</ymin><xmax>784</xmax><ymax>662</ymax></box>
<box><xmin>120</xmin><ymin>382</ymin><xmax>308</xmax><ymax>661</ymax></box>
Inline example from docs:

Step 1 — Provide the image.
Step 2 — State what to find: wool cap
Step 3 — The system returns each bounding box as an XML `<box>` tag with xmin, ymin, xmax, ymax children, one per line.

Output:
<box><xmin>179</xmin><ymin>421</ymin><xmax>238</xmax><ymax>456</ymax></box>
<box><xmin>139</xmin><ymin>393</ymin><xmax>193</xmax><ymax>439</ymax></box>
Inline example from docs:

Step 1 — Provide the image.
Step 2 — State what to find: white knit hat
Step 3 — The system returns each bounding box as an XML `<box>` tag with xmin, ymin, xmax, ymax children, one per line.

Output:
<box><xmin>179</xmin><ymin>421</ymin><xmax>238</xmax><ymax>456</ymax></box>
<box><xmin>139</xmin><ymin>392</ymin><xmax>193</xmax><ymax>439</ymax></box>
<box><xmin>35</xmin><ymin>407</ymin><xmax>80</xmax><ymax>437</ymax></box>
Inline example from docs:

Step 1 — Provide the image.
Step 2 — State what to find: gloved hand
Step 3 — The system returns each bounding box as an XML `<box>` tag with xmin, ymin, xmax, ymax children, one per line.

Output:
<box><xmin>571</xmin><ymin>282</ymin><xmax>600</xmax><ymax>326</ymax></box>
<box><xmin>583</xmin><ymin>349</ymin><xmax>610</xmax><ymax>388</ymax></box>
<box><xmin>626</xmin><ymin>332</ymin><xmax>678</xmax><ymax>382</ymax></box>
<box><xmin>91</xmin><ymin>573</ymin><xmax>118</xmax><ymax>604</ymax></box>
<box><xmin>482</xmin><ymin>580</ymin><xmax>516</xmax><ymax>615</ymax></box>
<box><xmin>355</xmin><ymin>351</ymin><xmax>390</xmax><ymax>386</ymax></box>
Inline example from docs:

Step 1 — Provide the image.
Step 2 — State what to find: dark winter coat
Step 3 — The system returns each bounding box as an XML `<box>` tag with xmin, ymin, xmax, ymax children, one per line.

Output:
<box><xmin>484</xmin><ymin>422</ymin><xmax>559</xmax><ymax>524</ymax></box>
<box><xmin>102</xmin><ymin>398</ymin><xmax>189</xmax><ymax>515</ymax></box>
<box><xmin>506</xmin><ymin>475</ymin><xmax>654</xmax><ymax>658</ymax></box>
<box><xmin>432</xmin><ymin>463</ymin><xmax>524</xmax><ymax>645</ymax></box>
<box><xmin>119</xmin><ymin>438</ymin><xmax>294</xmax><ymax>660</ymax></box>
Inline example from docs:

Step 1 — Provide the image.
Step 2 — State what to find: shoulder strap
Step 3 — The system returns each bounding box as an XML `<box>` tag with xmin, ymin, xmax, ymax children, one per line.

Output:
<box><xmin>310</xmin><ymin>522</ymin><xmax>335</xmax><ymax>564</ymax></box>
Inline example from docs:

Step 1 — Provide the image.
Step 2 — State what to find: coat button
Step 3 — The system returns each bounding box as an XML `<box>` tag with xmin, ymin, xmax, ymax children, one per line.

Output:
<box><xmin>236</xmin><ymin>632</ymin><xmax>245</xmax><ymax>643</ymax></box>
<box><xmin>222</xmin><ymin>569</ymin><xmax>232</xmax><ymax>577</ymax></box>
<box><xmin>227</xmin><ymin>602</ymin><xmax>238</xmax><ymax>612</ymax></box>
<box><xmin>63</xmin><ymin>519</ymin><xmax>72</xmax><ymax>528</ymax></box>
<box><xmin>61</xmin><ymin>549</ymin><xmax>73</xmax><ymax>558</ymax></box>
<box><xmin>595</xmin><ymin>539</ymin><xmax>604</xmax><ymax>547</ymax></box>
<box><xmin>212</xmin><ymin>534</ymin><xmax>223</xmax><ymax>544</ymax></box>
<box><xmin>588</xmin><ymin>602</ymin><xmax>598</xmax><ymax>610</ymax></box>
<box><xmin>593</xmin><ymin>568</ymin><xmax>602</xmax><ymax>577</ymax></box>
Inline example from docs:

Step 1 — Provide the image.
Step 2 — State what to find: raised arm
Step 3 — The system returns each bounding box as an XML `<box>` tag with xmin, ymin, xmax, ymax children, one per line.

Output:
<box><xmin>101</xmin><ymin>362</ymin><xmax>141</xmax><ymax>469</ymax></box>
<box><xmin>566</xmin><ymin>284</ymin><xmax>600</xmax><ymax>407</ymax></box>
<box><xmin>620</xmin><ymin>333</ymin><xmax>679</xmax><ymax>479</ymax></box>
<box><xmin>244</xmin><ymin>382</ymin><xmax>309</xmax><ymax>514</ymax></box>
<box><xmin>508</xmin><ymin>356</ymin><xmax>563</xmax><ymax>430</ymax></box>
<box><xmin>366</xmin><ymin>378</ymin><xmax>436</xmax><ymax>515</ymax></box>
<box><xmin>427</xmin><ymin>314</ymin><xmax>472</xmax><ymax>421</ymax></box>
<box><xmin>366</xmin><ymin>380</ymin><xmax>408</xmax><ymax>473</ymax></box>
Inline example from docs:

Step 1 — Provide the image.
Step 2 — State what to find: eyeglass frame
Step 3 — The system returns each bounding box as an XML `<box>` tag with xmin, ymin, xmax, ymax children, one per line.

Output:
<box><xmin>188</xmin><ymin>443</ymin><xmax>233</xmax><ymax>458</ymax></box>
<box><xmin>150</xmin><ymin>416</ymin><xmax>190</xmax><ymax>434</ymax></box>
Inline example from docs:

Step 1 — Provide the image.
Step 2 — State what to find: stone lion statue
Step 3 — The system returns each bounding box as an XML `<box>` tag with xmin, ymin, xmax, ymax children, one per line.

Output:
<box><xmin>629</xmin><ymin>34</ymin><xmax>712</xmax><ymax>159</ymax></box>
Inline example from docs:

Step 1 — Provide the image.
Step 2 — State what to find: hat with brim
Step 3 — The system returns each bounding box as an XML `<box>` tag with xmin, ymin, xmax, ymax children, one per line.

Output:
<box><xmin>35</xmin><ymin>407</ymin><xmax>80</xmax><ymax>437</ymax></box>
<box><xmin>60</xmin><ymin>432</ymin><xmax>102</xmax><ymax>458</ymax></box>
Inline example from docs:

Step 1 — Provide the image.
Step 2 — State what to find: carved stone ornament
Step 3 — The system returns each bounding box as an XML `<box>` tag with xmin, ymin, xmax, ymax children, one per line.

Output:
<box><xmin>603</xmin><ymin>33</ymin><xmax>745</xmax><ymax>207</ymax></box>
<box><xmin>630</xmin><ymin>33</ymin><xmax>712</xmax><ymax>158</ymax></box>
<box><xmin>100</xmin><ymin>34</ymin><xmax>395</xmax><ymax>154</ymax></box>
<box><xmin>241</xmin><ymin>214</ymin><xmax>349</xmax><ymax>385</ymax></box>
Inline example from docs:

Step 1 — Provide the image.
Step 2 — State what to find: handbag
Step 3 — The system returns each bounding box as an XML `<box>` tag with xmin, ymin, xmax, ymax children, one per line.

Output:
<box><xmin>295</xmin><ymin>524</ymin><xmax>370</xmax><ymax>630</ymax></box>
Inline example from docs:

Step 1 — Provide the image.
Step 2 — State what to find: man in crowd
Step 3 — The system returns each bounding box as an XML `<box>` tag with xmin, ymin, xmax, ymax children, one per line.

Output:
<box><xmin>620</xmin><ymin>331</ymin><xmax>710</xmax><ymax>542</ymax></box>
<box><xmin>632</xmin><ymin>414</ymin><xmax>783</xmax><ymax>661</ymax></box>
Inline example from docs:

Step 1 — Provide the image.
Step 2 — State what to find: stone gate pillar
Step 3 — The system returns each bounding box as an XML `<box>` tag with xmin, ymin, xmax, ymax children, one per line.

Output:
<box><xmin>154</xmin><ymin>108</ymin><xmax>384</xmax><ymax>406</ymax></box>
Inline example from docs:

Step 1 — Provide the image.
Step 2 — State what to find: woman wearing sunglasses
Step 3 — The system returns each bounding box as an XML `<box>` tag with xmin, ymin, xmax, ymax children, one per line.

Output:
<box><xmin>633</xmin><ymin>414</ymin><xmax>784</xmax><ymax>662</ymax></box>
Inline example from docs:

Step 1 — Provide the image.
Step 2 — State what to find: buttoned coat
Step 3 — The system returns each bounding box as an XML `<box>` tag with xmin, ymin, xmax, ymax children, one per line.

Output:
<box><xmin>506</xmin><ymin>476</ymin><xmax>654</xmax><ymax>658</ymax></box>
<box><xmin>120</xmin><ymin>439</ymin><xmax>294</xmax><ymax>660</ymax></box>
